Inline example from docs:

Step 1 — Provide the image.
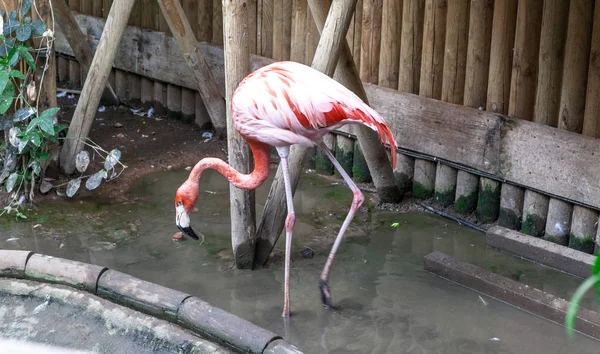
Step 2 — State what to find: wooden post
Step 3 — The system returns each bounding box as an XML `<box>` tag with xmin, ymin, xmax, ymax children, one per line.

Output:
<box><xmin>258</xmin><ymin>0</ymin><xmax>273</xmax><ymax>57</ymax></box>
<box><xmin>544</xmin><ymin>199</ymin><xmax>572</xmax><ymax>245</ymax></box>
<box><xmin>360</xmin><ymin>0</ymin><xmax>383</xmax><ymax>84</ymax></box>
<box><xmin>476</xmin><ymin>178</ymin><xmax>500</xmax><ymax>223</ymax></box>
<box><xmin>533</xmin><ymin>0</ymin><xmax>569</xmax><ymax>127</ymax></box>
<box><xmin>394</xmin><ymin>152</ymin><xmax>414</xmax><ymax>194</ymax></box>
<box><xmin>521</xmin><ymin>190</ymin><xmax>549</xmax><ymax>237</ymax></box>
<box><xmin>558</xmin><ymin>0</ymin><xmax>594</xmax><ymax>133</ymax></box>
<box><xmin>59</xmin><ymin>0</ymin><xmax>136</xmax><ymax>174</ymax></box>
<box><xmin>458</xmin><ymin>0</ymin><xmax>492</xmax><ymax>216</ymax></box>
<box><xmin>570</xmin><ymin>206</ymin><xmax>598</xmax><ymax>254</ymax></box>
<box><xmin>498</xmin><ymin>184</ymin><xmax>524</xmax><ymax>230</ymax></box>
<box><xmin>486</xmin><ymin>0</ymin><xmax>517</xmax><ymax>114</ymax></box>
<box><xmin>413</xmin><ymin>159</ymin><xmax>435</xmax><ymax>199</ymax></box>
<box><xmin>197</xmin><ymin>0</ymin><xmax>212</xmax><ymax>42</ymax></box>
<box><xmin>156</xmin><ymin>0</ymin><xmax>227</xmax><ymax>135</ymax></box>
<box><xmin>68</xmin><ymin>0</ymin><xmax>81</xmax><ymax>87</ymax></box>
<box><xmin>398</xmin><ymin>0</ymin><xmax>425</xmax><ymax>93</ymax></box>
<box><xmin>223</xmin><ymin>0</ymin><xmax>256</xmax><ymax>269</ymax></box>
<box><xmin>212</xmin><ymin>0</ymin><xmax>223</xmax><ymax>45</ymax></box>
<box><xmin>255</xmin><ymin>0</ymin><xmax>363</xmax><ymax>266</ymax></box>
<box><xmin>583</xmin><ymin>1</ymin><xmax>600</xmax><ymax>137</ymax></box>
<box><xmin>434</xmin><ymin>163</ymin><xmax>457</xmax><ymax>207</ymax></box>
<box><xmin>441</xmin><ymin>0</ymin><xmax>469</xmax><ymax>104</ymax></box>
<box><xmin>290</xmin><ymin>0</ymin><xmax>308</xmax><ymax>63</ymax></box>
<box><xmin>304</xmin><ymin>5</ymin><xmax>319</xmax><ymax>64</ymax></box>
<box><xmin>419</xmin><ymin>0</ymin><xmax>446</xmax><ymax>100</ymax></box>
<box><xmin>378</xmin><ymin>0</ymin><xmax>402</xmax><ymax>89</ymax></box>
<box><xmin>54</xmin><ymin>0</ymin><xmax>119</xmax><ymax>105</ymax></box>
<box><xmin>349</xmin><ymin>0</ymin><xmax>363</xmax><ymax>67</ymax></box>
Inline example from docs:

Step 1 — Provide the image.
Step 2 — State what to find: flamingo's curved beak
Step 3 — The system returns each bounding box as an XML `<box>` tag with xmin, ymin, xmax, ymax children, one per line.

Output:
<box><xmin>176</xmin><ymin>203</ymin><xmax>200</xmax><ymax>240</ymax></box>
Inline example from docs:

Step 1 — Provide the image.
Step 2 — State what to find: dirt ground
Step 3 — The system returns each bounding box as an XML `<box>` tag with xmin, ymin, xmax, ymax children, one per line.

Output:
<box><xmin>44</xmin><ymin>95</ymin><xmax>227</xmax><ymax>203</ymax></box>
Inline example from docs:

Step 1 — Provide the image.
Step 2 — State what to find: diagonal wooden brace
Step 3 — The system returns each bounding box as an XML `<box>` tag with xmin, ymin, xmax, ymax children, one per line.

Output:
<box><xmin>156</xmin><ymin>0</ymin><xmax>227</xmax><ymax>135</ymax></box>
<box><xmin>53</xmin><ymin>0</ymin><xmax>119</xmax><ymax>106</ymax></box>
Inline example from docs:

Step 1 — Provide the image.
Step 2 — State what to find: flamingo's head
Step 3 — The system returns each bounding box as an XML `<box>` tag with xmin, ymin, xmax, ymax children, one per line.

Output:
<box><xmin>174</xmin><ymin>181</ymin><xmax>200</xmax><ymax>240</ymax></box>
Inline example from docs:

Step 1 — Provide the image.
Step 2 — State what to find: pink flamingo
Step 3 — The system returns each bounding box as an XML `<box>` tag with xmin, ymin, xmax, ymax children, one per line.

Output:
<box><xmin>175</xmin><ymin>61</ymin><xmax>397</xmax><ymax>317</ymax></box>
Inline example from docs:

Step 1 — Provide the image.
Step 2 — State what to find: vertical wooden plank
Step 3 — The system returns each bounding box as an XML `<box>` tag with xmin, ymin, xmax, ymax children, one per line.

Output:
<box><xmin>80</xmin><ymin>0</ymin><xmax>92</xmax><ymax>15</ymax></box>
<box><xmin>441</xmin><ymin>0</ymin><xmax>469</xmax><ymax>104</ymax></box>
<box><xmin>283</xmin><ymin>0</ymin><xmax>293</xmax><ymax>60</ymax></box>
<box><xmin>153</xmin><ymin>81</ymin><xmax>167</xmax><ymax>114</ymax></box>
<box><xmin>68</xmin><ymin>0</ymin><xmax>81</xmax><ymax>87</ymax></box>
<box><xmin>58</xmin><ymin>57</ymin><xmax>69</xmax><ymax>83</ymax></box>
<box><xmin>558</xmin><ymin>0</ymin><xmax>594</xmax><ymax>133</ymax></box>
<box><xmin>182</xmin><ymin>0</ymin><xmax>198</xmax><ymax>35</ymax></box>
<box><xmin>93</xmin><ymin>0</ymin><xmax>103</xmax><ymax>17</ymax></box>
<box><xmin>508</xmin><ymin>0</ymin><xmax>543</xmax><ymax>121</ymax></box>
<box><xmin>463</xmin><ymin>0</ymin><xmax>493</xmax><ymax>109</ymax></box>
<box><xmin>379</xmin><ymin>0</ymin><xmax>402</xmax><ymax>89</ymax></box>
<box><xmin>167</xmin><ymin>84</ymin><xmax>182</xmax><ymax>119</ymax></box>
<box><xmin>304</xmin><ymin>6</ymin><xmax>319</xmax><ymax>64</ymax></box>
<box><xmin>197</xmin><ymin>0</ymin><xmax>213</xmax><ymax>42</ymax></box>
<box><xmin>181</xmin><ymin>88</ymin><xmax>195</xmax><ymax>123</ymax></box>
<box><xmin>115</xmin><ymin>69</ymin><xmax>128</xmax><ymax>101</ymax></box>
<box><xmin>583</xmin><ymin>1</ymin><xmax>600</xmax><ymax>137</ymax></box>
<box><xmin>360</xmin><ymin>0</ymin><xmax>384</xmax><ymax>84</ymax></box>
<box><xmin>290</xmin><ymin>0</ymin><xmax>308</xmax><ymax>63</ymax></box>
<box><xmin>223</xmin><ymin>0</ymin><xmax>256</xmax><ymax>269</ymax></box>
<box><xmin>419</xmin><ymin>0</ymin><xmax>446</xmax><ymax>99</ymax></box>
<box><xmin>128</xmin><ymin>0</ymin><xmax>141</xmax><ymax>26</ymax></box>
<box><xmin>212</xmin><ymin>0</ymin><xmax>223</xmax><ymax>44</ymax></box>
<box><xmin>102</xmin><ymin>0</ymin><xmax>114</xmax><ymax>18</ymax></box>
<box><xmin>259</xmin><ymin>0</ymin><xmax>273</xmax><ymax>56</ymax></box>
<box><xmin>127</xmin><ymin>0</ymin><xmax>142</xmax><ymax>105</ymax></box>
<box><xmin>195</xmin><ymin>92</ymin><xmax>211</xmax><ymax>128</ymax></box>
<box><xmin>533</xmin><ymin>0</ymin><xmax>569</xmax><ymax>127</ymax></box>
<box><xmin>140</xmin><ymin>0</ymin><xmax>156</xmax><ymax>109</ymax></box>
<box><xmin>486</xmin><ymin>0</ymin><xmax>517</xmax><ymax>114</ymax></box>
<box><xmin>398</xmin><ymin>0</ymin><xmax>425</xmax><ymax>93</ymax></box>
<box><xmin>352</xmin><ymin>0</ymin><xmax>363</xmax><ymax>67</ymax></box>
<box><xmin>273</xmin><ymin>0</ymin><xmax>284</xmax><ymax>59</ymax></box>
<box><xmin>247</xmin><ymin>0</ymin><xmax>258</xmax><ymax>55</ymax></box>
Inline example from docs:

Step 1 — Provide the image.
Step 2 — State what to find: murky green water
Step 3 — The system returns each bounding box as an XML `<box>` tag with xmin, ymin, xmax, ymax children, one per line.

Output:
<box><xmin>0</xmin><ymin>169</ymin><xmax>598</xmax><ymax>353</ymax></box>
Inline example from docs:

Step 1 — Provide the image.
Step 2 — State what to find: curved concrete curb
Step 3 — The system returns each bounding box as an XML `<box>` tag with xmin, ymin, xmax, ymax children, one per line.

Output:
<box><xmin>0</xmin><ymin>249</ymin><xmax>302</xmax><ymax>354</ymax></box>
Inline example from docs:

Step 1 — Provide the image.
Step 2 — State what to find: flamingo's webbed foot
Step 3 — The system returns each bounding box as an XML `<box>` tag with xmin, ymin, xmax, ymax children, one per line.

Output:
<box><xmin>319</xmin><ymin>279</ymin><xmax>331</xmax><ymax>309</ymax></box>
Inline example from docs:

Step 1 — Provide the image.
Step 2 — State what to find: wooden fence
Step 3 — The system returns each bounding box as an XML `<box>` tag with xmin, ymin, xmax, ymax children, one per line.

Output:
<box><xmin>55</xmin><ymin>0</ymin><xmax>600</xmax><ymax>255</ymax></box>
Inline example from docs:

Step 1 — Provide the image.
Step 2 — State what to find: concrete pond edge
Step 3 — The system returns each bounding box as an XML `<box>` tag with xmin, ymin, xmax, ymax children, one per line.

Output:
<box><xmin>423</xmin><ymin>251</ymin><xmax>600</xmax><ymax>341</ymax></box>
<box><xmin>486</xmin><ymin>226</ymin><xmax>596</xmax><ymax>279</ymax></box>
<box><xmin>0</xmin><ymin>249</ymin><xmax>302</xmax><ymax>354</ymax></box>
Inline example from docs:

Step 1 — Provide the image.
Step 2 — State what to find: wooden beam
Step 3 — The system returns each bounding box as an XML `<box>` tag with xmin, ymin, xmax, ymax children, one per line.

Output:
<box><xmin>156</xmin><ymin>0</ymin><xmax>227</xmax><ymax>135</ymax></box>
<box><xmin>223</xmin><ymin>0</ymin><xmax>256</xmax><ymax>269</ymax></box>
<box><xmin>53</xmin><ymin>0</ymin><xmax>119</xmax><ymax>105</ymax></box>
<box><xmin>254</xmin><ymin>0</ymin><xmax>360</xmax><ymax>266</ymax></box>
<box><xmin>59</xmin><ymin>0</ymin><xmax>136</xmax><ymax>174</ymax></box>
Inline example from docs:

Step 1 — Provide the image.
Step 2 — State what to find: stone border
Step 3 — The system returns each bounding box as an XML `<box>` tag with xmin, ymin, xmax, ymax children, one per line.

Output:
<box><xmin>0</xmin><ymin>249</ymin><xmax>302</xmax><ymax>354</ymax></box>
<box><xmin>424</xmin><ymin>251</ymin><xmax>600</xmax><ymax>340</ymax></box>
<box><xmin>486</xmin><ymin>226</ymin><xmax>596</xmax><ymax>278</ymax></box>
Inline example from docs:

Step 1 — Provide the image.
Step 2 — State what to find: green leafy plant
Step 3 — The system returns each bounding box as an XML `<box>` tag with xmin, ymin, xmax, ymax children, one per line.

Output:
<box><xmin>565</xmin><ymin>255</ymin><xmax>600</xmax><ymax>337</ymax></box>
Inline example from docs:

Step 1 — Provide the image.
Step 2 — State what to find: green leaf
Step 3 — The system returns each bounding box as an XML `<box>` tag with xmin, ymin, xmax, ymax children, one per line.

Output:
<box><xmin>35</xmin><ymin>150</ymin><xmax>50</xmax><ymax>162</ymax></box>
<box><xmin>29</xmin><ymin>131</ymin><xmax>41</xmax><ymax>147</ymax></box>
<box><xmin>15</xmin><ymin>23</ymin><xmax>31</xmax><ymax>42</ymax></box>
<box><xmin>25</xmin><ymin>117</ymin><xmax>40</xmax><ymax>133</ymax></box>
<box><xmin>593</xmin><ymin>256</ymin><xmax>600</xmax><ymax>306</ymax></box>
<box><xmin>31</xmin><ymin>19</ymin><xmax>45</xmax><ymax>35</ymax></box>
<box><xmin>9</xmin><ymin>69</ymin><xmax>25</xmax><ymax>79</ymax></box>
<box><xmin>28</xmin><ymin>159</ymin><xmax>40</xmax><ymax>175</ymax></box>
<box><xmin>39</xmin><ymin>107</ymin><xmax>59</xmax><ymax>121</ymax></box>
<box><xmin>0</xmin><ymin>81</ymin><xmax>14</xmax><ymax>114</ymax></box>
<box><xmin>21</xmin><ymin>0</ymin><xmax>32</xmax><ymax>16</ymax></box>
<box><xmin>566</xmin><ymin>274</ymin><xmax>600</xmax><ymax>337</ymax></box>
<box><xmin>38</xmin><ymin>116</ymin><xmax>54</xmax><ymax>135</ymax></box>
<box><xmin>0</xmin><ymin>71</ymin><xmax>9</xmax><ymax>94</ymax></box>
<box><xmin>7</xmin><ymin>46</ymin><xmax>19</xmax><ymax>67</ymax></box>
<box><xmin>391</xmin><ymin>222</ymin><xmax>399</xmax><ymax>228</ymax></box>
<box><xmin>54</xmin><ymin>123</ymin><xmax>68</xmax><ymax>134</ymax></box>
<box><xmin>17</xmin><ymin>46</ymin><xmax>34</xmax><ymax>71</ymax></box>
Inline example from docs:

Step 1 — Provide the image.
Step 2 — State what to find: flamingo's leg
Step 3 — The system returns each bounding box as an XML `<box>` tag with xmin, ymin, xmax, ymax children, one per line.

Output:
<box><xmin>318</xmin><ymin>142</ymin><xmax>364</xmax><ymax>309</ymax></box>
<box><xmin>277</xmin><ymin>146</ymin><xmax>295</xmax><ymax>318</ymax></box>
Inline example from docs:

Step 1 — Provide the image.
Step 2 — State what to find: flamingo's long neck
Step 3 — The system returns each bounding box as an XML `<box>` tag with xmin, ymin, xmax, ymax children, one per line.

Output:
<box><xmin>188</xmin><ymin>139</ymin><xmax>271</xmax><ymax>190</ymax></box>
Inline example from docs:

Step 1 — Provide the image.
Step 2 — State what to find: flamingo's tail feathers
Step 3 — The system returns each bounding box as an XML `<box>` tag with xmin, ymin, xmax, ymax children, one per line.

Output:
<box><xmin>353</xmin><ymin>109</ymin><xmax>398</xmax><ymax>169</ymax></box>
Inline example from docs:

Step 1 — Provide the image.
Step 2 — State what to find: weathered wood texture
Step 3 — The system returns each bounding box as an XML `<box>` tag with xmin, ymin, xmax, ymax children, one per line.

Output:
<box><xmin>60</xmin><ymin>0</ymin><xmax>136</xmax><ymax>174</ymax></box>
<box><xmin>156</xmin><ymin>0</ymin><xmax>226</xmax><ymax>134</ymax></box>
<box><xmin>54</xmin><ymin>0</ymin><xmax>119</xmax><ymax>105</ymax></box>
<box><xmin>463</xmin><ymin>0</ymin><xmax>493</xmax><ymax>109</ymax></box>
<box><xmin>583</xmin><ymin>1</ymin><xmax>600</xmax><ymax>137</ymax></box>
<box><xmin>419</xmin><ymin>0</ymin><xmax>446</xmax><ymax>99</ymax></box>
<box><xmin>441</xmin><ymin>0</ymin><xmax>469</xmax><ymax>104</ymax></box>
<box><xmin>533</xmin><ymin>0</ymin><xmax>568</xmax><ymax>127</ymax></box>
<box><xmin>378</xmin><ymin>0</ymin><xmax>402</xmax><ymax>89</ymax></box>
<box><xmin>559</xmin><ymin>0</ymin><xmax>594</xmax><ymax>133</ymax></box>
<box><xmin>398</xmin><ymin>0</ymin><xmax>425</xmax><ymax>93</ymax></box>
<box><xmin>360</xmin><ymin>0</ymin><xmax>383</xmax><ymax>84</ymax></box>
